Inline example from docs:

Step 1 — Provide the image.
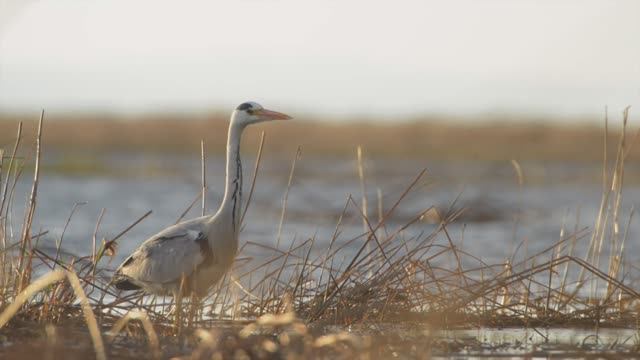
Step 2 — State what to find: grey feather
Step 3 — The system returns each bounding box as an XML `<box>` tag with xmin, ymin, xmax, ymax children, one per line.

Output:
<box><xmin>114</xmin><ymin>216</ymin><xmax>212</xmax><ymax>294</ymax></box>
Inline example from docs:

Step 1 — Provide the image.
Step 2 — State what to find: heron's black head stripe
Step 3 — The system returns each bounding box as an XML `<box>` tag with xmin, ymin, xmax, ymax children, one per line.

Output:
<box><xmin>236</xmin><ymin>102</ymin><xmax>253</xmax><ymax>111</ymax></box>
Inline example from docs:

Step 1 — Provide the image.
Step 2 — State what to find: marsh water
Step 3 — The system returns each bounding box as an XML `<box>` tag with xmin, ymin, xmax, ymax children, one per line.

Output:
<box><xmin>6</xmin><ymin>152</ymin><xmax>640</xmax><ymax>274</ymax></box>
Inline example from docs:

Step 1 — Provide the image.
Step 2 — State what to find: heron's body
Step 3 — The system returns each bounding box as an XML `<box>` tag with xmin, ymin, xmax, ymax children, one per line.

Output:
<box><xmin>112</xmin><ymin>215</ymin><xmax>236</xmax><ymax>296</ymax></box>
<box><xmin>112</xmin><ymin>102</ymin><xmax>290</xmax><ymax>297</ymax></box>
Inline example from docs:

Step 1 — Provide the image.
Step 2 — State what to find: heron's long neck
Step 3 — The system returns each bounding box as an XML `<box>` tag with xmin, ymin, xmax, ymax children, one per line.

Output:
<box><xmin>217</xmin><ymin>122</ymin><xmax>244</xmax><ymax>232</ymax></box>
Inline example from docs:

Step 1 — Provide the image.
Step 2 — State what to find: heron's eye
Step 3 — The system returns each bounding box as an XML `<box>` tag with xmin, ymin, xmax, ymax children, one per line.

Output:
<box><xmin>247</xmin><ymin>109</ymin><xmax>254</xmax><ymax>115</ymax></box>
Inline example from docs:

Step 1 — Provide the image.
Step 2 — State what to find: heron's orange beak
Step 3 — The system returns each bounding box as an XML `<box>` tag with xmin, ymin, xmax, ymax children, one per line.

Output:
<box><xmin>255</xmin><ymin>108</ymin><xmax>292</xmax><ymax>121</ymax></box>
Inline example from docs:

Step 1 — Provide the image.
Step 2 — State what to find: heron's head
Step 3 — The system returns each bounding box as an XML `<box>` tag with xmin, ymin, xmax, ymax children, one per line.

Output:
<box><xmin>232</xmin><ymin>101</ymin><xmax>292</xmax><ymax>126</ymax></box>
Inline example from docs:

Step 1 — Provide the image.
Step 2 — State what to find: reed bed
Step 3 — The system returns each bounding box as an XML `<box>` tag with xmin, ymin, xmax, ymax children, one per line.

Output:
<box><xmin>0</xmin><ymin>110</ymin><xmax>639</xmax><ymax>358</ymax></box>
<box><xmin>1</xmin><ymin>112</ymin><xmax>639</xmax><ymax>162</ymax></box>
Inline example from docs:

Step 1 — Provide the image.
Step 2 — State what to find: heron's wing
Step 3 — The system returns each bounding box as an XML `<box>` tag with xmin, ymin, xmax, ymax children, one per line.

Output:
<box><xmin>116</xmin><ymin>227</ymin><xmax>213</xmax><ymax>286</ymax></box>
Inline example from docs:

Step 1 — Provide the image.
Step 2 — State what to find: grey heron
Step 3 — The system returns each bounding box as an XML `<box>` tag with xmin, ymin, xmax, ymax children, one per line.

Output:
<box><xmin>112</xmin><ymin>101</ymin><xmax>291</xmax><ymax>297</ymax></box>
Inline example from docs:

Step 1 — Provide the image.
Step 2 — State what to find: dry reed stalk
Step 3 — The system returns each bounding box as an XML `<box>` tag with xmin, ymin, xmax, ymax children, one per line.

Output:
<box><xmin>546</xmin><ymin>211</ymin><xmax>570</xmax><ymax>313</ymax></box>
<box><xmin>307</xmin><ymin>180</ymin><xmax>437</xmax><ymax>321</ymax></box>
<box><xmin>17</xmin><ymin>111</ymin><xmax>43</xmax><ymax>293</ymax></box>
<box><xmin>201</xmin><ymin>139</ymin><xmax>207</xmax><ymax>216</ymax></box>
<box><xmin>268</xmin><ymin>237</ymin><xmax>302</xmax><ymax>311</ymax></box>
<box><xmin>448</xmin><ymin>255</ymin><xmax>570</xmax><ymax>314</ymax></box>
<box><xmin>0</xmin><ymin>269</ymin><xmax>106</xmax><ymax>360</ymax></box>
<box><xmin>32</xmin><ymin>247</ymin><xmax>153</xmax><ymax>314</ymax></box>
<box><xmin>347</xmin><ymin>196</ymin><xmax>390</xmax><ymax>266</ymax></box>
<box><xmin>605</xmin><ymin>108</ymin><xmax>630</xmax><ymax>288</ymax></box>
<box><xmin>175</xmin><ymin>192</ymin><xmax>202</xmax><ymax>224</ymax></box>
<box><xmin>230</xmin><ymin>269</ymin><xmax>242</xmax><ymax>320</ymax></box>
<box><xmin>578</xmin><ymin>110</ymin><xmax>610</xmax><ymax>290</ymax></box>
<box><xmin>595</xmin><ymin>112</ymin><xmax>622</xmax><ymax>297</ymax></box>
<box><xmin>238</xmin><ymin>240</ymin><xmax>313</xmax><ymax>280</ymax></box>
<box><xmin>325</xmin><ymin>169</ymin><xmax>428</xmax><ymax>273</ymax></box>
<box><xmin>99</xmin><ymin>209</ymin><xmax>152</xmax><ymax>261</ymax></box>
<box><xmin>53</xmin><ymin>201</ymin><xmax>86</xmax><ymax>269</ymax></box>
<box><xmin>92</xmin><ymin>208</ymin><xmax>106</xmax><ymax>271</ymax></box>
<box><xmin>240</xmin><ymin>131</ymin><xmax>266</xmax><ymax>228</ymax></box>
<box><xmin>231</xmin><ymin>274</ymin><xmax>259</xmax><ymax>300</ymax></box>
<box><xmin>234</xmin><ymin>242</ymin><xmax>319</xmax><ymax>315</ymax></box>
<box><xmin>558</xmin><ymin>208</ymin><xmax>581</xmax><ymax>302</ymax></box>
<box><xmin>0</xmin><ymin>122</ymin><xmax>22</xmax><ymax>218</ymax></box>
<box><xmin>317</xmin><ymin>197</ymin><xmax>350</xmax><ymax>302</ymax></box>
<box><xmin>5</xmin><ymin>164</ymin><xmax>26</xmax><ymax>245</ymax></box>
<box><xmin>0</xmin><ymin>270</ymin><xmax>66</xmax><ymax>328</ymax></box>
<box><xmin>603</xmin><ymin>207</ymin><xmax>634</xmax><ymax>299</ymax></box>
<box><xmin>569</xmin><ymin>109</ymin><xmax>632</xmax><ymax>303</ymax></box>
<box><xmin>0</xmin><ymin>149</ymin><xmax>4</xmax><ymax>220</ymax></box>
<box><xmin>65</xmin><ymin>269</ymin><xmax>107</xmax><ymax>360</ymax></box>
<box><xmin>356</xmin><ymin>146</ymin><xmax>371</xmax><ymax>272</ymax></box>
<box><xmin>600</xmin><ymin>110</ymin><xmax>627</xmax><ymax>290</ymax></box>
<box><xmin>291</xmin><ymin>234</ymin><xmax>316</xmax><ymax>309</ymax></box>
<box><xmin>0</xmin><ymin>125</ymin><xmax>22</xmax><ymax>294</ymax></box>
<box><xmin>440</xmin><ymin>224</ymin><xmax>469</xmax><ymax>288</ymax></box>
<box><xmin>376</xmin><ymin>188</ymin><xmax>385</xmax><ymax>232</ymax></box>
<box><xmin>0</xmin><ymin>148</ymin><xmax>5</xmax><ymax>298</ymax></box>
<box><xmin>276</xmin><ymin>146</ymin><xmax>302</xmax><ymax>248</ymax></box>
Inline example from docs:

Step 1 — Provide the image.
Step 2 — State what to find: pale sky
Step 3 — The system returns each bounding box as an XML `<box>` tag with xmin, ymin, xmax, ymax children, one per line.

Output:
<box><xmin>0</xmin><ymin>0</ymin><xmax>639</xmax><ymax>119</ymax></box>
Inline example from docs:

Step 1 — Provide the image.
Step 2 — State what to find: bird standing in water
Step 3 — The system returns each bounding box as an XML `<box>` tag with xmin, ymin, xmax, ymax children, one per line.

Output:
<box><xmin>112</xmin><ymin>102</ymin><xmax>292</xmax><ymax>298</ymax></box>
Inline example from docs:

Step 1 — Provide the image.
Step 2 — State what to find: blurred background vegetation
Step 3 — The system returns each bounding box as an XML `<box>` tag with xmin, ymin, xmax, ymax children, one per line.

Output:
<box><xmin>1</xmin><ymin>112</ymin><xmax>635</xmax><ymax>161</ymax></box>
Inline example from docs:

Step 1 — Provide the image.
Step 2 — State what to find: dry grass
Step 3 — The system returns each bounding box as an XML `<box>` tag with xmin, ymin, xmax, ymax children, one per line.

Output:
<box><xmin>1</xmin><ymin>112</ymin><xmax>638</xmax><ymax>161</ymax></box>
<box><xmin>0</xmin><ymin>109</ymin><xmax>639</xmax><ymax>358</ymax></box>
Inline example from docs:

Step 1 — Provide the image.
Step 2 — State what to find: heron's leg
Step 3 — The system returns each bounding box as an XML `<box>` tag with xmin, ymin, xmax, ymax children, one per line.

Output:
<box><xmin>172</xmin><ymin>289</ymin><xmax>185</xmax><ymax>334</ymax></box>
<box><xmin>164</xmin><ymin>290</ymin><xmax>179</xmax><ymax>317</ymax></box>
<box><xmin>171</xmin><ymin>273</ymin><xmax>189</xmax><ymax>322</ymax></box>
<box><xmin>185</xmin><ymin>292</ymin><xmax>202</xmax><ymax>327</ymax></box>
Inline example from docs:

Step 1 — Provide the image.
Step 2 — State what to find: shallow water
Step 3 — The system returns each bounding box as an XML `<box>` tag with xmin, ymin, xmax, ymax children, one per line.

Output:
<box><xmin>442</xmin><ymin>327</ymin><xmax>639</xmax><ymax>352</ymax></box>
<box><xmin>5</xmin><ymin>153</ymin><xmax>640</xmax><ymax>279</ymax></box>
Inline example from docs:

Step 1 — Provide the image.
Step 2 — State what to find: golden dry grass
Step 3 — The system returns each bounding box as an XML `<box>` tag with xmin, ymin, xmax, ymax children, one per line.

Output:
<box><xmin>1</xmin><ymin>112</ymin><xmax>636</xmax><ymax>161</ymax></box>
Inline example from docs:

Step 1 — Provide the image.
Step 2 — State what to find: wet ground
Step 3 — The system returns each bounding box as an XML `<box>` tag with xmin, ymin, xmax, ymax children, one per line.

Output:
<box><xmin>2</xmin><ymin>320</ymin><xmax>640</xmax><ymax>359</ymax></box>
